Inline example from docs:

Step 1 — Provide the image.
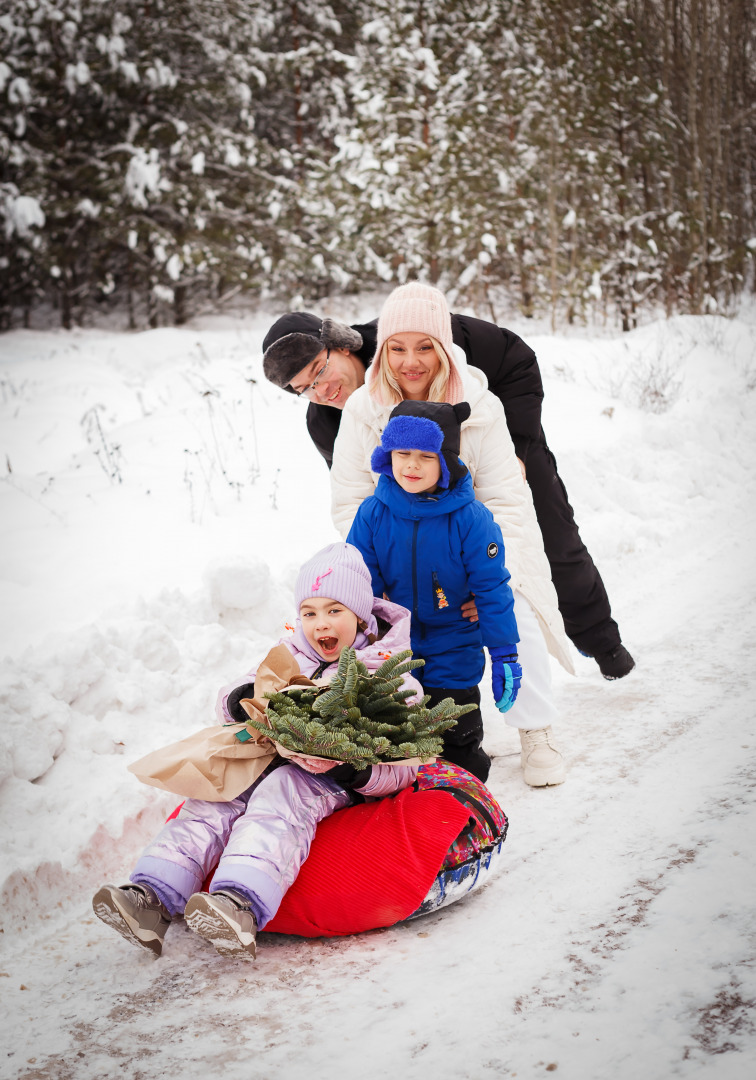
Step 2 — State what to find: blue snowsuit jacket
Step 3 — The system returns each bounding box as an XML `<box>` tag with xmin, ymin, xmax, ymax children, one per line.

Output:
<box><xmin>347</xmin><ymin>472</ymin><xmax>519</xmax><ymax>688</ymax></box>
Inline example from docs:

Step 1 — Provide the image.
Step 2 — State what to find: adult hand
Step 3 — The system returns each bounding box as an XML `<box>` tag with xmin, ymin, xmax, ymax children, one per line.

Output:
<box><xmin>490</xmin><ymin>649</ymin><xmax>522</xmax><ymax>714</ymax></box>
<box><xmin>461</xmin><ymin>595</ymin><xmax>478</xmax><ymax>622</ymax></box>
<box><xmin>516</xmin><ymin>456</ymin><xmax>526</xmax><ymax>482</ymax></box>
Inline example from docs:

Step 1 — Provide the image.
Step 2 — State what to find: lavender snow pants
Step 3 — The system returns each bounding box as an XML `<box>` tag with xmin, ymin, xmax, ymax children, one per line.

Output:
<box><xmin>132</xmin><ymin>764</ymin><xmax>350</xmax><ymax>929</ymax></box>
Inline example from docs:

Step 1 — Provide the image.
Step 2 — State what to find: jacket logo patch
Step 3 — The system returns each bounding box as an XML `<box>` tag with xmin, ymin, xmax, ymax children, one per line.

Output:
<box><xmin>432</xmin><ymin>571</ymin><xmax>449</xmax><ymax>610</ymax></box>
<box><xmin>487</xmin><ymin>542</ymin><xmax>498</xmax><ymax>559</ymax></box>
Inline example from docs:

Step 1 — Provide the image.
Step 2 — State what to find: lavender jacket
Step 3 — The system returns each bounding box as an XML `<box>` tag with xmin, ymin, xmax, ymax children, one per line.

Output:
<box><xmin>215</xmin><ymin>597</ymin><xmax>424</xmax><ymax>799</ymax></box>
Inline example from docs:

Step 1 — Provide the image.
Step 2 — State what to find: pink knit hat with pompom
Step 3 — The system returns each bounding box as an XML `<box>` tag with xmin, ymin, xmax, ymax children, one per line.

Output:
<box><xmin>370</xmin><ymin>283</ymin><xmax>464</xmax><ymax>404</ymax></box>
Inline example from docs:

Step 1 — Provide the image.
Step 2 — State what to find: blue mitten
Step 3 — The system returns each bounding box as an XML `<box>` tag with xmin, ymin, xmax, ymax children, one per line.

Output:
<box><xmin>490</xmin><ymin>648</ymin><xmax>522</xmax><ymax>714</ymax></box>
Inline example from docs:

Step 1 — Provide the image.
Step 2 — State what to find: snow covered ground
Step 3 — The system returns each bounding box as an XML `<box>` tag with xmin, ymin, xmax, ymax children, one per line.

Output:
<box><xmin>1</xmin><ymin>303</ymin><xmax>755</xmax><ymax>1080</ymax></box>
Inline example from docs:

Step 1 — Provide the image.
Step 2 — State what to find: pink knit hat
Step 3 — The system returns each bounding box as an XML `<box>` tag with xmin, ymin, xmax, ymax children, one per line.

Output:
<box><xmin>295</xmin><ymin>542</ymin><xmax>375</xmax><ymax>626</ymax></box>
<box><xmin>370</xmin><ymin>283</ymin><xmax>464</xmax><ymax>404</ymax></box>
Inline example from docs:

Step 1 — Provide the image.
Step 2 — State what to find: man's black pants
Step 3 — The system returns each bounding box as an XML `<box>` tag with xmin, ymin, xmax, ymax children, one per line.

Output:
<box><xmin>525</xmin><ymin>439</ymin><xmax>621</xmax><ymax>657</ymax></box>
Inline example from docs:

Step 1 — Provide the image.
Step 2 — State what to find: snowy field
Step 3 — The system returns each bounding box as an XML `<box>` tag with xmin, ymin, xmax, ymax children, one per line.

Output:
<box><xmin>1</xmin><ymin>302</ymin><xmax>755</xmax><ymax>1080</ymax></box>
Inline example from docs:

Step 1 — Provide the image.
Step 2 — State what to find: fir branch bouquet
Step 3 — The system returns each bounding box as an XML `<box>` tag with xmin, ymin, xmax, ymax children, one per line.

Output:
<box><xmin>243</xmin><ymin>648</ymin><xmax>476</xmax><ymax>767</ymax></box>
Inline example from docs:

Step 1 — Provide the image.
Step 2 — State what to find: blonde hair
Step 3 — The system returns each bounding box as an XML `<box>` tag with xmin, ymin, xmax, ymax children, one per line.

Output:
<box><xmin>372</xmin><ymin>336</ymin><xmax>451</xmax><ymax>406</ymax></box>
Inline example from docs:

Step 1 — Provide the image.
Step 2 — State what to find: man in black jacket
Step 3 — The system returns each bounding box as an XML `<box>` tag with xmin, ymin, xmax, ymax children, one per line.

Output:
<box><xmin>262</xmin><ymin>310</ymin><xmax>635</xmax><ymax>679</ymax></box>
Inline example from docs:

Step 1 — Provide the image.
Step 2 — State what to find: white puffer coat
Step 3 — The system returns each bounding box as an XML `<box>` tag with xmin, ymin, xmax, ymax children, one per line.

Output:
<box><xmin>330</xmin><ymin>347</ymin><xmax>575</xmax><ymax>673</ymax></box>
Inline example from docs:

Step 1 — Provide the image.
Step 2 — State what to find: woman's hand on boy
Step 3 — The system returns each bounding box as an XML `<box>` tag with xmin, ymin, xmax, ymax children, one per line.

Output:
<box><xmin>490</xmin><ymin>649</ymin><xmax>522</xmax><ymax>713</ymax></box>
<box><xmin>461</xmin><ymin>595</ymin><xmax>479</xmax><ymax>622</ymax></box>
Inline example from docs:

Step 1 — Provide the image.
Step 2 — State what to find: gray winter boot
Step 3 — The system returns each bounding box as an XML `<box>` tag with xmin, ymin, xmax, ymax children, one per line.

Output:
<box><xmin>92</xmin><ymin>883</ymin><xmax>171</xmax><ymax>956</ymax></box>
<box><xmin>184</xmin><ymin>890</ymin><xmax>258</xmax><ymax>959</ymax></box>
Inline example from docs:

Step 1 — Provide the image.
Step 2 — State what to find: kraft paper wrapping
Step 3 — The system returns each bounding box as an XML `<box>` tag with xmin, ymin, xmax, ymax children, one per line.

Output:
<box><xmin>127</xmin><ymin>723</ymin><xmax>276</xmax><ymax>802</ymax></box>
<box><xmin>128</xmin><ymin>643</ymin><xmax>429</xmax><ymax>800</ymax></box>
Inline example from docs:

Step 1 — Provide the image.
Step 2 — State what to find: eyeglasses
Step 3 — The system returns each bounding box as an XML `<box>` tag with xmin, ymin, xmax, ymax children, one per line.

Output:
<box><xmin>293</xmin><ymin>350</ymin><xmax>331</xmax><ymax>398</ymax></box>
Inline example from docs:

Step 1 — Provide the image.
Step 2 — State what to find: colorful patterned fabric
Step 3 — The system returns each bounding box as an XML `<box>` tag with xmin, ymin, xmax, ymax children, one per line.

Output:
<box><xmin>414</xmin><ymin>760</ymin><xmax>508</xmax><ymax>869</ymax></box>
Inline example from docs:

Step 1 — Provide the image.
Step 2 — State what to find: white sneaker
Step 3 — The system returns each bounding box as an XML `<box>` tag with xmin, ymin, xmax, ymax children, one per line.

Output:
<box><xmin>185</xmin><ymin>890</ymin><xmax>258</xmax><ymax>958</ymax></box>
<box><xmin>519</xmin><ymin>727</ymin><xmax>566</xmax><ymax>786</ymax></box>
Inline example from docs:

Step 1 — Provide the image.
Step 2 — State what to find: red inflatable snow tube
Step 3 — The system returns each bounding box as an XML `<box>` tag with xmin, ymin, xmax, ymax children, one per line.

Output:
<box><xmin>167</xmin><ymin>761</ymin><xmax>508</xmax><ymax>938</ymax></box>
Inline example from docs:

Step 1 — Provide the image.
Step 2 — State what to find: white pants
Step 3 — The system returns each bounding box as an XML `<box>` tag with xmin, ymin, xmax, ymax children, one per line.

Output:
<box><xmin>503</xmin><ymin>591</ymin><xmax>559</xmax><ymax>731</ymax></box>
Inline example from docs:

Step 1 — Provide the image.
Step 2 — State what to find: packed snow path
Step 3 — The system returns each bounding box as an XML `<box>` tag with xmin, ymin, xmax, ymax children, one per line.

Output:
<box><xmin>1</xmin><ymin>309</ymin><xmax>754</xmax><ymax>1079</ymax></box>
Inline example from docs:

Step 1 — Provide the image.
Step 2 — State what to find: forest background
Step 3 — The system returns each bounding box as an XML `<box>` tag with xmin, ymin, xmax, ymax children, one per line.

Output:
<box><xmin>1</xmin><ymin>0</ymin><xmax>755</xmax><ymax>334</ymax></box>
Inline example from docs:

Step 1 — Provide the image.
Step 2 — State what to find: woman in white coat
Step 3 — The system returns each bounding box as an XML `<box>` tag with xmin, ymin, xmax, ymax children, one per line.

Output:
<box><xmin>330</xmin><ymin>282</ymin><xmax>574</xmax><ymax>787</ymax></box>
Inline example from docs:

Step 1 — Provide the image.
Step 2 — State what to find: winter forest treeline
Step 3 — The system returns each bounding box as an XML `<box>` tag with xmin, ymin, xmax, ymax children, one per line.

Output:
<box><xmin>1</xmin><ymin>0</ymin><xmax>754</xmax><ymax>331</ymax></box>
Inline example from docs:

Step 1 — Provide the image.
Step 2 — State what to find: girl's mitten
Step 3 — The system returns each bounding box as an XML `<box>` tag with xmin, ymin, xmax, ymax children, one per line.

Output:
<box><xmin>226</xmin><ymin>682</ymin><xmax>256</xmax><ymax>724</ymax></box>
<box><xmin>323</xmin><ymin>762</ymin><xmax>374</xmax><ymax>790</ymax></box>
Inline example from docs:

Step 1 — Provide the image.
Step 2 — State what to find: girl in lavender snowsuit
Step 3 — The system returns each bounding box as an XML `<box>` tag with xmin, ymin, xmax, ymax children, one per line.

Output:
<box><xmin>93</xmin><ymin>543</ymin><xmax>422</xmax><ymax>960</ymax></box>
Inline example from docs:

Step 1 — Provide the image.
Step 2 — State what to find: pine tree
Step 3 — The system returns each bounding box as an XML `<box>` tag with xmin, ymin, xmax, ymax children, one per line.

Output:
<box><xmin>235</xmin><ymin>0</ymin><xmax>362</xmax><ymax>303</ymax></box>
<box><xmin>321</xmin><ymin>0</ymin><xmax>505</xmax><ymax>294</ymax></box>
<box><xmin>3</xmin><ymin>0</ymin><xmax>753</xmax><ymax>328</ymax></box>
<box><xmin>244</xmin><ymin>648</ymin><xmax>474</xmax><ymax>767</ymax></box>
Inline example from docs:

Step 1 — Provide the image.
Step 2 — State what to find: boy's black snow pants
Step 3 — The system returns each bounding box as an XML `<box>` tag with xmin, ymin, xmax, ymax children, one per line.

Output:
<box><xmin>422</xmin><ymin>685</ymin><xmax>489</xmax><ymax>784</ymax></box>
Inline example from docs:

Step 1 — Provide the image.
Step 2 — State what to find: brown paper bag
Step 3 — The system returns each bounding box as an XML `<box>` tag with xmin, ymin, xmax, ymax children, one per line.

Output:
<box><xmin>128</xmin><ymin>723</ymin><xmax>276</xmax><ymax>802</ymax></box>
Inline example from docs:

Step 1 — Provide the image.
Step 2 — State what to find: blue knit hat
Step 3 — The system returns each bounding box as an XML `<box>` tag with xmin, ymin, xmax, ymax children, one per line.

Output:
<box><xmin>370</xmin><ymin>400</ymin><xmax>471</xmax><ymax>489</ymax></box>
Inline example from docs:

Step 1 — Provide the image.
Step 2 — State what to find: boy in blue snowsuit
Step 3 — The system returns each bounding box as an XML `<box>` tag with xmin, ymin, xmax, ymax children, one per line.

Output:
<box><xmin>346</xmin><ymin>399</ymin><xmax>523</xmax><ymax>782</ymax></box>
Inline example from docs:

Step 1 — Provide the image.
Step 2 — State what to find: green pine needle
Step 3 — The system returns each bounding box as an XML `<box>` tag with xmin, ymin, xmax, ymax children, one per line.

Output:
<box><xmin>244</xmin><ymin>647</ymin><xmax>475</xmax><ymax>767</ymax></box>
